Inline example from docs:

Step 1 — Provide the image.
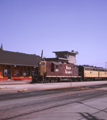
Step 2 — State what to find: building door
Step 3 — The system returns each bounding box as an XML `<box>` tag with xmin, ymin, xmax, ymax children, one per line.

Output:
<box><xmin>8</xmin><ymin>66</ymin><xmax>11</xmax><ymax>80</ymax></box>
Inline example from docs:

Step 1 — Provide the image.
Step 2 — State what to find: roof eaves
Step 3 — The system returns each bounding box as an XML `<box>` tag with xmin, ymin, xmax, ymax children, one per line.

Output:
<box><xmin>53</xmin><ymin>51</ymin><xmax>78</xmax><ymax>54</ymax></box>
<box><xmin>0</xmin><ymin>63</ymin><xmax>38</xmax><ymax>67</ymax></box>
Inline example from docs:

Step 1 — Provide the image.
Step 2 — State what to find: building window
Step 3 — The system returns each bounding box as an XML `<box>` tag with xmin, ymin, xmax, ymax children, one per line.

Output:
<box><xmin>14</xmin><ymin>70</ymin><xmax>19</xmax><ymax>76</ymax></box>
<box><xmin>23</xmin><ymin>70</ymin><xmax>30</xmax><ymax>76</ymax></box>
<box><xmin>26</xmin><ymin>70</ymin><xmax>29</xmax><ymax>76</ymax></box>
<box><xmin>20</xmin><ymin>67</ymin><xmax>23</xmax><ymax>76</ymax></box>
<box><xmin>32</xmin><ymin>71</ymin><xmax>35</xmax><ymax>76</ymax></box>
<box><xmin>8</xmin><ymin>66</ymin><xmax>11</xmax><ymax>69</ymax></box>
<box><xmin>28</xmin><ymin>67</ymin><xmax>30</xmax><ymax>76</ymax></box>
<box><xmin>62</xmin><ymin>53</ymin><xmax>63</xmax><ymax>57</ymax></box>
<box><xmin>23</xmin><ymin>71</ymin><xmax>26</xmax><ymax>76</ymax></box>
<box><xmin>4</xmin><ymin>69</ymin><xmax>7</xmax><ymax>76</ymax></box>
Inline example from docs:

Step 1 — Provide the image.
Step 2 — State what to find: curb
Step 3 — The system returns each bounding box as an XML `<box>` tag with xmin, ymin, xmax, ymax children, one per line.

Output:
<box><xmin>18</xmin><ymin>89</ymin><xmax>28</xmax><ymax>92</ymax></box>
<box><xmin>0</xmin><ymin>87</ymin><xmax>5</xmax><ymax>89</ymax></box>
<box><xmin>6</xmin><ymin>87</ymin><xmax>15</xmax><ymax>89</ymax></box>
<box><xmin>0</xmin><ymin>87</ymin><xmax>15</xmax><ymax>89</ymax></box>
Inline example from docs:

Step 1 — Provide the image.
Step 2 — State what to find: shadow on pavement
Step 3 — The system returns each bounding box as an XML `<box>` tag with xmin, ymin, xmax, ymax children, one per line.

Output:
<box><xmin>78</xmin><ymin>112</ymin><xmax>104</xmax><ymax>120</ymax></box>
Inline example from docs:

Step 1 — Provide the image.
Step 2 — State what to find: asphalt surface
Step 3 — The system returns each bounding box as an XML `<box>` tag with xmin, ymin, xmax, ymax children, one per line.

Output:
<box><xmin>0</xmin><ymin>85</ymin><xmax>107</xmax><ymax>120</ymax></box>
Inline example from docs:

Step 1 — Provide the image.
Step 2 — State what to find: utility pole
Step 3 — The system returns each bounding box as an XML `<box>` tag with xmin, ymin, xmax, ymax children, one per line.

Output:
<box><xmin>105</xmin><ymin>62</ymin><xmax>107</xmax><ymax>69</ymax></box>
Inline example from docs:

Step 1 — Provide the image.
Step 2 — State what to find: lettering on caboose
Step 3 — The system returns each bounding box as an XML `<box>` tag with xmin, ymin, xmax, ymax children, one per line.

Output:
<box><xmin>65</xmin><ymin>65</ymin><xmax>72</xmax><ymax>74</ymax></box>
<box><xmin>66</xmin><ymin>66</ymin><xmax>71</xmax><ymax>70</ymax></box>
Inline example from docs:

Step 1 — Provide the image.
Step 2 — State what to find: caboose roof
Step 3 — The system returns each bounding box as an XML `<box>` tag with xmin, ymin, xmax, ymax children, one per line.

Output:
<box><xmin>44</xmin><ymin>57</ymin><xmax>69</xmax><ymax>63</ymax></box>
<box><xmin>53</xmin><ymin>51</ymin><xmax>78</xmax><ymax>55</ymax></box>
<box><xmin>45</xmin><ymin>57</ymin><xmax>68</xmax><ymax>61</ymax></box>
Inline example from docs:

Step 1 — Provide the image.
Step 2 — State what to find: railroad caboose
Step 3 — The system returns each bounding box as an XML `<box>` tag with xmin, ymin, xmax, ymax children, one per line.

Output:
<box><xmin>32</xmin><ymin>61</ymin><xmax>81</xmax><ymax>83</ymax></box>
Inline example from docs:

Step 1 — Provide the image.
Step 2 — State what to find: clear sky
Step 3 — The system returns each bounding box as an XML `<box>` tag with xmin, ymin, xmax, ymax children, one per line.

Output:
<box><xmin>0</xmin><ymin>0</ymin><xmax>107</xmax><ymax>67</ymax></box>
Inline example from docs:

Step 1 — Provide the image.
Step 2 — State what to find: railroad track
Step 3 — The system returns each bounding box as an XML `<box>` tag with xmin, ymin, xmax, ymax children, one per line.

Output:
<box><xmin>0</xmin><ymin>86</ymin><xmax>107</xmax><ymax>120</ymax></box>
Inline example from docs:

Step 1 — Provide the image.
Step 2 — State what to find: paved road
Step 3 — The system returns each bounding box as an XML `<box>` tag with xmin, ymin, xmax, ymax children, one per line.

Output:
<box><xmin>0</xmin><ymin>86</ymin><xmax>107</xmax><ymax>120</ymax></box>
<box><xmin>31</xmin><ymin>94</ymin><xmax>107</xmax><ymax>120</ymax></box>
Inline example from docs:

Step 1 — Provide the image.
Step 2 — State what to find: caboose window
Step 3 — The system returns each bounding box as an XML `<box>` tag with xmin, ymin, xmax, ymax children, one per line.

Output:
<box><xmin>41</xmin><ymin>62</ymin><xmax>45</xmax><ymax>65</ymax></box>
<box><xmin>56</xmin><ymin>65</ymin><xmax>58</xmax><ymax>69</ymax></box>
<box><xmin>51</xmin><ymin>63</ymin><xmax>54</xmax><ymax>72</ymax></box>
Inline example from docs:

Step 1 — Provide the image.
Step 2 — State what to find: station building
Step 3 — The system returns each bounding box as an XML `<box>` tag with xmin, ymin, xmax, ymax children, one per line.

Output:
<box><xmin>0</xmin><ymin>45</ymin><xmax>41</xmax><ymax>81</ymax></box>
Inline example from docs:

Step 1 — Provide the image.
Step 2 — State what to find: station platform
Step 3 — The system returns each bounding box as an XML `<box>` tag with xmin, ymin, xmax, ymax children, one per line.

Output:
<box><xmin>0</xmin><ymin>81</ymin><xmax>107</xmax><ymax>95</ymax></box>
<box><xmin>0</xmin><ymin>80</ymin><xmax>31</xmax><ymax>85</ymax></box>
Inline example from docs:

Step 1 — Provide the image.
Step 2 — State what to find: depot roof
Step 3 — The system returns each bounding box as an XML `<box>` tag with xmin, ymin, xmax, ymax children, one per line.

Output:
<box><xmin>0</xmin><ymin>49</ymin><xmax>42</xmax><ymax>67</ymax></box>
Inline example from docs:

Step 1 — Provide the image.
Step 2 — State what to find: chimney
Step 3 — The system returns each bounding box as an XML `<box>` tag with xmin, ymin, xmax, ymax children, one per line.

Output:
<box><xmin>0</xmin><ymin>44</ymin><xmax>3</xmax><ymax>50</ymax></box>
<box><xmin>41</xmin><ymin>50</ymin><xmax>43</xmax><ymax>58</ymax></box>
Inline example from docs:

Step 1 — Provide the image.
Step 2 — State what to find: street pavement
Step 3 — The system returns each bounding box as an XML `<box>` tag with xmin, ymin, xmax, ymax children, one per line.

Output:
<box><xmin>30</xmin><ymin>94</ymin><xmax>107</xmax><ymax>120</ymax></box>
<box><xmin>0</xmin><ymin>80</ymin><xmax>107</xmax><ymax>120</ymax></box>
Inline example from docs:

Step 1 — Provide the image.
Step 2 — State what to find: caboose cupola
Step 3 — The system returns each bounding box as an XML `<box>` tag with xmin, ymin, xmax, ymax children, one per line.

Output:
<box><xmin>45</xmin><ymin>50</ymin><xmax>78</xmax><ymax>65</ymax></box>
